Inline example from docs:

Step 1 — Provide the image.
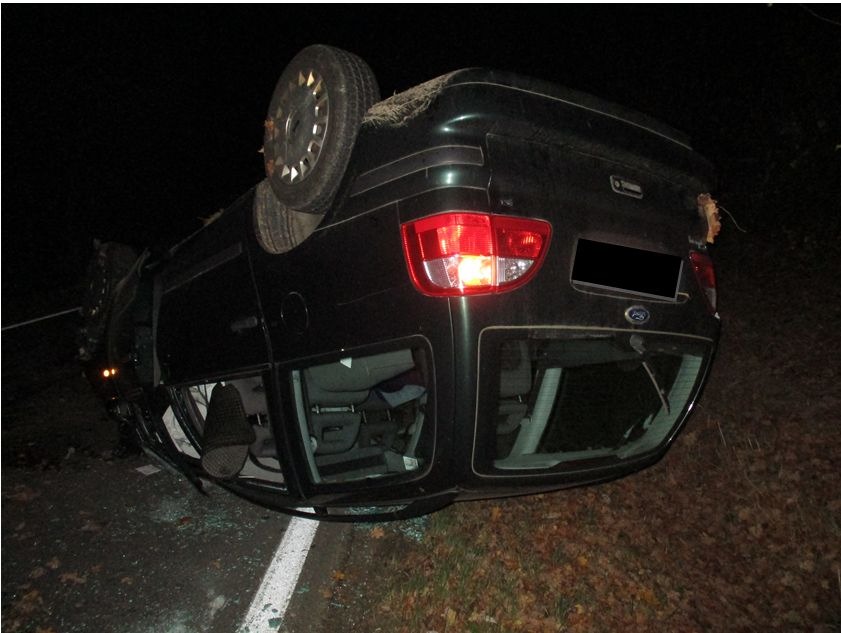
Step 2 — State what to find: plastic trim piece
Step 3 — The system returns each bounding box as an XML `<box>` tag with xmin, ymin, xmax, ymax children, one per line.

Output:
<box><xmin>350</xmin><ymin>145</ymin><xmax>484</xmax><ymax>196</ymax></box>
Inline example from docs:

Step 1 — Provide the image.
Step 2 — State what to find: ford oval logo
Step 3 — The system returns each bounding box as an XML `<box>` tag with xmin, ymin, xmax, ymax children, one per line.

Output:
<box><xmin>625</xmin><ymin>305</ymin><xmax>650</xmax><ymax>325</ymax></box>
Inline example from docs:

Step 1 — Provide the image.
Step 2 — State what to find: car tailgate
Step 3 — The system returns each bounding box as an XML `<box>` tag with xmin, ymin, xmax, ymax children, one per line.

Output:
<box><xmin>486</xmin><ymin>133</ymin><xmax>711</xmax><ymax>282</ymax></box>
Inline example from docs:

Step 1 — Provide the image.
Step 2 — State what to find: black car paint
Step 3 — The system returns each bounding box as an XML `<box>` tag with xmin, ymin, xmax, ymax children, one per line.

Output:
<box><xmin>103</xmin><ymin>69</ymin><xmax>718</xmax><ymax>520</ymax></box>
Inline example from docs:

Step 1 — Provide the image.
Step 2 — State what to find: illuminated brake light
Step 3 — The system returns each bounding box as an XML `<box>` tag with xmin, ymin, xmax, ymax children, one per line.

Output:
<box><xmin>689</xmin><ymin>251</ymin><xmax>717</xmax><ymax>312</ymax></box>
<box><xmin>402</xmin><ymin>212</ymin><xmax>551</xmax><ymax>296</ymax></box>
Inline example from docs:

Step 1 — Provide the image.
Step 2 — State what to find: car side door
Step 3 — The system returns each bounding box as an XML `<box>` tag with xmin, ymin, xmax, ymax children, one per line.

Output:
<box><xmin>156</xmin><ymin>192</ymin><xmax>269</xmax><ymax>385</ymax></box>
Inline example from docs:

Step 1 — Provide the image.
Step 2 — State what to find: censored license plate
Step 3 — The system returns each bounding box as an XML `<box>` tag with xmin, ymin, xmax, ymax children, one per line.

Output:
<box><xmin>571</xmin><ymin>239</ymin><xmax>683</xmax><ymax>300</ymax></box>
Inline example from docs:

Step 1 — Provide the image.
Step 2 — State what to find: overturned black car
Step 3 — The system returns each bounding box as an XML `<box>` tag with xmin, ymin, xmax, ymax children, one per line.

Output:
<box><xmin>79</xmin><ymin>45</ymin><xmax>720</xmax><ymax>521</ymax></box>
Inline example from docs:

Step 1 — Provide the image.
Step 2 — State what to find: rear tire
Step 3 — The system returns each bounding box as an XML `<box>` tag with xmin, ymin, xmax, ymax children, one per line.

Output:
<box><xmin>263</xmin><ymin>45</ymin><xmax>379</xmax><ymax>215</ymax></box>
<box><xmin>253</xmin><ymin>179</ymin><xmax>324</xmax><ymax>254</ymax></box>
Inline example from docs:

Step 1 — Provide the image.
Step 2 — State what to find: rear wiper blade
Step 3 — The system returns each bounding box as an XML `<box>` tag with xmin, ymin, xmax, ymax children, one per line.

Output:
<box><xmin>642</xmin><ymin>361</ymin><xmax>670</xmax><ymax>415</ymax></box>
<box><xmin>629</xmin><ymin>335</ymin><xmax>671</xmax><ymax>415</ymax></box>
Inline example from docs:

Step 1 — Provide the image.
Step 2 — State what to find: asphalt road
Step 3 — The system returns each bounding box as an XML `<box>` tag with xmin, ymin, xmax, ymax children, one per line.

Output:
<box><xmin>3</xmin><ymin>454</ymin><xmax>299</xmax><ymax>632</ymax></box>
<box><xmin>1</xmin><ymin>310</ymin><xmax>348</xmax><ymax>633</ymax></box>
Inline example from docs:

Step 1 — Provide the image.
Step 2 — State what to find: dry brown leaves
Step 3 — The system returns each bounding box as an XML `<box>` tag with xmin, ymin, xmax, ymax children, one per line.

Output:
<box><xmin>58</xmin><ymin>572</ymin><xmax>86</xmax><ymax>585</ymax></box>
<box><xmin>356</xmin><ymin>409</ymin><xmax>840</xmax><ymax>632</ymax></box>
<box><xmin>5</xmin><ymin>485</ymin><xmax>41</xmax><ymax>502</ymax></box>
<box><xmin>698</xmin><ymin>193</ymin><xmax>721</xmax><ymax>243</ymax></box>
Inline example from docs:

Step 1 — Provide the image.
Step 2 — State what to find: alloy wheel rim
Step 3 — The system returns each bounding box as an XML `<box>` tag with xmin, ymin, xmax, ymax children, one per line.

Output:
<box><xmin>266</xmin><ymin>69</ymin><xmax>329</xmax><ymax>185</ymax></box>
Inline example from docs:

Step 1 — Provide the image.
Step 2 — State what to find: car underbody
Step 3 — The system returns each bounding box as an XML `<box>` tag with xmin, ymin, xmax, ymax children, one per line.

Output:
<box><xmin>80</xmin><ymin>48</ymin><xmax>720</xmax><ymax>520</ymax></box>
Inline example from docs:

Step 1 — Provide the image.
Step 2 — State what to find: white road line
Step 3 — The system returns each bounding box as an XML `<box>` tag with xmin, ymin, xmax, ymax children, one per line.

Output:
<box><xmin>238</xmin><ymin>514</ymin><xmax>319</xmax><ymax>633</ymax></box>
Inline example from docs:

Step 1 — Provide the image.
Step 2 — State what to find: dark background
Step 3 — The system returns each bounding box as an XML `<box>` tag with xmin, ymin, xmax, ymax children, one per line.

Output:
<box><xmin>3</xmin><ymin>5</ymin><xmax>840</xmax><ymax>302</ymax></box>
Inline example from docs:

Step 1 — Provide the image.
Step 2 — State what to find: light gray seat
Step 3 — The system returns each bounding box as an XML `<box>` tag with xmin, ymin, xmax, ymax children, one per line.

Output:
<box><xmin>305</xmin><ymin>349</ymin><xmax>415</xmax><ymax>404</ymax></box>
<box><xmin>497</xmin><ymin>341</ymin><xmax>532</xmax><ymax>434</ymax></box>
<box><xmin>304</xmin><ymin>349</ymin><xmax>416</xmax><ymax>456</ymax></box>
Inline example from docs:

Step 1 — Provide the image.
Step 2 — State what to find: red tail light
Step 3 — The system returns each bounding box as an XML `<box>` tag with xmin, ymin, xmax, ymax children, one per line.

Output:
<box><xmin>689</xmin><ymin>251</ymin><xmax>717</xmax><ymax>312</ymax></box>
<box><xmin>401</xmin><ymin>212</ymin><xmax>552</xmax><ymax>296</ymax></box>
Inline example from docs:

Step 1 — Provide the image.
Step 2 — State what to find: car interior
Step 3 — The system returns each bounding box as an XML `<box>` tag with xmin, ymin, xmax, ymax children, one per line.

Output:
<box><xmin>164</xmin><ymin>345</ymin><xmax>432</xmax><ymax>486</ymax></box>
<box><xmin>292</xmin><ymin>346</ymin><xmax>431</xmax><ymax>484</ymax></box>
<box><xmin>491</xmin><ymin>335</ymin><xmax>704</xmax><ymax>470</ymax></box>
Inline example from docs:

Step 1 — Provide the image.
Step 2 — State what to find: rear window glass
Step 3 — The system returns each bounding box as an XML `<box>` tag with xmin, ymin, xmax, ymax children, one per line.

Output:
<box><xmin>474</xmin><ymin>329</ymin><xmax>709</xmax><ymax>474</ymax></box>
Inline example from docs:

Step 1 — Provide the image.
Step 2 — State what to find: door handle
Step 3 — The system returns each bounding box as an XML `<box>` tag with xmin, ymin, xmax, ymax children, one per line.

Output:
<box><xmin>230</xmin><ymin>315</ymin><xmax>259</xmax><ymax>333</ymax></box>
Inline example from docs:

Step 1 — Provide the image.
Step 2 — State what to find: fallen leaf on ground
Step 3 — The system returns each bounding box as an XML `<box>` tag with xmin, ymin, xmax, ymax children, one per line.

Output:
<box><xmin>638</xmin><ymin>586</ymin><xmax>659</xmax><ymax>606</ymax></box>
<box><xmin>59</xmin><ymin>572</ymin><xmax>86</xmax><ymax>585</ymax></box>
<box><xmin>45</xmin><ymin>558</ymin><xmax>60</xmax><ymax>570</ymax></box>
<box><xmin>468</xmin><ymin>611</ymin><xmax>497</xmax><ymax>624</ymax></box>
<box><xmin>331</xmin><ymin>570</ymin><xmax>346</xmax><ymax>582</ymax></box>
<box><xmin>6</xmin><ymin>486</ymin><xmax>40</xmax><ymax>502</ymax></box>
<box><xmin>17</xmin><ymin>589</ymin><xmax>43</xmax><ymax>614</ymax></box>
<box><xmin>370</xmin><ymin>526</ymin><xmax>386</xmax><ymax>539</ymax></box>
<box><xmin>445</xmin><ymin>607</ymin><xmax>457</xmax><ymax>627</ymax></box>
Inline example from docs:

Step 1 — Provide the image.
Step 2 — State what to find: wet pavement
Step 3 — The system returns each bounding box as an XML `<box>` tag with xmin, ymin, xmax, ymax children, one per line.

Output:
<box><xmin>1</xmin><ymin>311</ymin><xmax>305</xmax><ymax>633</ymax></box>
<box><xmin>2</xmin><ymin>452</ymin><xmax>295</xmax><ymax>633</ymax></box>
<box><xmin>1</xmin><ymin>300</ymin><xmax>419</xmax><ymax>633</ymax></box>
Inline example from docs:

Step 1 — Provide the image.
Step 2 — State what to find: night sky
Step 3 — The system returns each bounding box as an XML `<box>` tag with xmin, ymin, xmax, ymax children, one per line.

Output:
<box><xmin>3</xmin><ymin>5</ymin><xmax>840</xmax><ymax>300</ymax></box>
